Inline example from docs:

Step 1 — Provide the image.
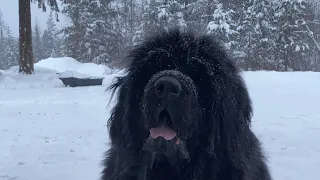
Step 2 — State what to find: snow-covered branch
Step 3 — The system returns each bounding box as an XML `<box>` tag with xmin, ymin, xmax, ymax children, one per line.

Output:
<box><xmin>304</xmin><ymin>23</ymin><xmax>320</xmax><ymax>53</ymax></box>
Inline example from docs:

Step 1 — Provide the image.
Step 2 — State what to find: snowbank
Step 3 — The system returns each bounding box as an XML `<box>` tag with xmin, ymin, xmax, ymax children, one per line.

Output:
<box><xmin>0</xmin><ymin>57</ymin><xmax>123</xmax><ymax>89</ymax></box>
<box><xmin>35</xmin><ymin>57</ymin><xmax>114</xmax><ymax>77</ymax></box>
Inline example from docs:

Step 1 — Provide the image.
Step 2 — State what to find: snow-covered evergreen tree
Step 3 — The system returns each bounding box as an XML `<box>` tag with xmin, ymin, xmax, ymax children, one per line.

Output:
<box><xmin>184</xmin><ymin>0</ymin><xmax>217</xmax><ymax>34</ymax></box>
<box><xmin>0</xmin><ymin>10</ymin><xmax>5</xmax><ymax>69</ymax></box>
<box><xmin>206</xmin><ymin>3</ymin><xmax>238</xmax><ymax>50</ymax></box>
<box><xmin>83</xmin><ymin>0</ymin><xmax>123</xmax><ymax>64</ymax></box>
<box><xmin>133</xmin><ymin>0</ymin><xmax>163</xmax><ymax>45</ymax></box>
<box><xmin>250</xmin><ymin>0</ymin><xmax>277</xmax><ymax>70</ymax></box>
<box><xmin>32</xmin><ymin>19</ymin><xmax>44</xmax><ymax>62</ymax></box>
<box><xmin>133</xmin><ymin>0</ymin><xmax>187</xmax><ymax>45</ymax></box>
<box><xmin>303</xmin><ymin>1</ymin><xmax>320</xmax><ymax>71</ymax></box>
<box><xmin>3</xmin><ymin>26</ymin><xmax>19</xmax><ymax>69</ymax></box>
<box><xmin>158</xmin><ymin>0</ymin><xmax>187</xmax><ymax>31</ymax></box>
<box><xmin>61</xmin><ymin>0</ymin><xmax>123</xmax><ymax>64</ymax></box>
<box><xmin>274</xmin><ymin>0</ymin><xmax>310</xmax><ymax>71</ymax></box>
<box><xmin>236</xmin><ymin>0</ymin><xmax>277</xmax><ymax>70</ymax></box>
<box><xmin>42</xmin><ymin>12</ymin><xmax>59</xmax><ymax>59</ymax></box>
<box><xmin>0</xmin><ymin>10</ymin><xmax>18</xmax><ymax>70</ymax></box>
<box><xmin>60</xmin><ymin>1</ymin><xmax>86</xmax><ymax>61</ymax></box>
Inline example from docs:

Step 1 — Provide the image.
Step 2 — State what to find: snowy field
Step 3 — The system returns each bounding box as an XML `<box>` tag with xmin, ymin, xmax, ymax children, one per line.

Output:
<box><xmin>1</xmin><ymin>58</ymin><xmax>320</xmax><ymax>180</ymax></box>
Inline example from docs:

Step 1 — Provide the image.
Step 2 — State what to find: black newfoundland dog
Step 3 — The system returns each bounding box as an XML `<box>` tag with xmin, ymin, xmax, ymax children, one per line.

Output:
<box><xmin>102</xmin><ymin>29</ymin><xmax>272</xmax><ymax>180</ymax></box>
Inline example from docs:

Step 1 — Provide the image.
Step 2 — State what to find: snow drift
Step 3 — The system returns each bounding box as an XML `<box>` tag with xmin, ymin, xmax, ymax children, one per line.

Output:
<box><xmin>0</xmin><ymin>57</ymin><xmax>123</xmax><ymax>89</ymax></box>
<box><xmin>35</xmin><ymin>57</ymin><xmax>113</xmax><ymax>77</ymax></box>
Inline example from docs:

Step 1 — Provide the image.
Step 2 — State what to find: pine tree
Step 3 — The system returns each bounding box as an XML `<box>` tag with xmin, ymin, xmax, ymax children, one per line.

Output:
<box><xmin>235</xmin><ymin>0</ymin><xmax>276</xmax><ymax>70</ymax></box>
<box><xmin>85</xmin><ymin>0</ymin><xmax>124</xmax><ymax>64</ymax></box>
<box><xmin>61</xmin><ymin>0</ymin><xmax>124</xmax><ymax>64</ymax></box>
<box><xmin>54</xmin><ymin>35</ymin><xmax>63</xmax><ymax>57</ymax></box>
<box><xmin>0</xmin><ymin>10</ymin><xmax>6</xmax><ymax>69</ymax></box>
<box><xmin>0</xmin><ymin>11</ymin><xmax>19</xmax><ymax>70</ymax></box>
<box><xmin>19</xmin><ymin>0</ymin><xmax>59</xmax><ymax>74</ymax></box>
<box><xmin>158</xmin><ymin>0</ymin><xmax>187</xmax><ymax>31</ymax></box>
<box><xmin>119</xmin><ymin>0</ymin><xmax>139</xmax><ymax>48</ymax></box>
<box><xmin>133</xmin><ymin>0</ymin><xmax>163</xmax><ymax>45</ymax></box>
<box><xmin>133</xmin><ymin>0</ymin><xmax>187</xmax><ymax>45</ymax></box>
<box><xmin>304</xmin><ymin>1</ymin><xmax>320</xmax><ymax>71</ymax></box>
<box><xmin>60</xmin><ymin>1</ymin><xmax>86</xmax><ymax>60</ymax></box>
<box><xmin>249</xmin><ymin>0</ymin><xmax>277</xmax><ymax>70</ymax></box>
<box><xmin>274</xmin><ymin>0</ymin><xmax>310</xmax><ymax>71</ymax></box>
<box><xmin>42</xmin><ymin>12</ymin><xmax>58</xmax><ymax>59</ymax></box>
<box><xmin>206</xmin><ymin>3</ymin><xmax>238</xmax><ymax>50</ymax></box>
<box><xmin>19</xmin><ymin>0</ymin><xmax>34</xmax><ymax>74</ymax></box>
<box><xmin>3</xmin><ymin>26</ymin><xmax>19</xmax><ymax>69</ymax></box>
<box><xmin>32</xmin><ymin>18</ymin><xmax>44</xmax><ymax>62</ymax></box>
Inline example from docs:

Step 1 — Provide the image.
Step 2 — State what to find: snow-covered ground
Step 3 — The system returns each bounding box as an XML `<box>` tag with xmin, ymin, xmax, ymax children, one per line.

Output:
<box><xmin>0</xmin><ymin>58</ymin><xmax>320</xmax><ymax>180</ymax></box>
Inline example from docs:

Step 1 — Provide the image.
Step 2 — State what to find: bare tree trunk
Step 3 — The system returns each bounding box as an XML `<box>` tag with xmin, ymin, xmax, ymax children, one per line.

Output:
<box><xmin>19</xmin><ymin>0</ymin><xmax>34</xmax><ymax>74</ymax></box>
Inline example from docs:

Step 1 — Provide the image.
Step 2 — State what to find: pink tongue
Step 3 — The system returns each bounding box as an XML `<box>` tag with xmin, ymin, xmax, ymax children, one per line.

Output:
<box><xmin>149</xmin><ymin>126</ymin><xmax>177</xmax><ymax>140</ymax></box>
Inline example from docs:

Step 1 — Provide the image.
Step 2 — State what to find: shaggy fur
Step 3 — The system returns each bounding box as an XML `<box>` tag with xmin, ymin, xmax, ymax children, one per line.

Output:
<box><xmin>101</xmin><ymin>29</ymin><xmax>272</xmax><ymax>180</ymax></box>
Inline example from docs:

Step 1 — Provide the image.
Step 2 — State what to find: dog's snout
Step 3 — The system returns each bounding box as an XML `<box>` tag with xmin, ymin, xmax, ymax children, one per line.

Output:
<box><xmin>154</xmin><ymin>76</ymin><xmax>181</xmax><ymax>99</ymax></box>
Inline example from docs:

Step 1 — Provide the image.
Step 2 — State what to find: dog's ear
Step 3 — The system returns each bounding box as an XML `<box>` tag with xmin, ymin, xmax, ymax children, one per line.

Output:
<box><xmin>107</xmin><ymin>77</ymin><xmax>132</xmax><ymax>147</ymax></box>
<box><xmin>210</xmin><ymin>68</ymin><xmax>253</xmax><ymax>167</ymax></box>
<box><xmin>198</xmin><ymin>35</ymin><xmax>253</xmax><ymax>166</ymax></box>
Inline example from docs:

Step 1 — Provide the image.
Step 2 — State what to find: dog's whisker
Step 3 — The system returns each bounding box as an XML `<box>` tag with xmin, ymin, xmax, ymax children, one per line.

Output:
<box><xmin>113</xmin><ymin>160</ymin><xmax>135</xmax><ymax>180</ymax></box>
<box><xmin>144</xmin><ymin>166</ymin><xmax>147</xmax><ymax>180</ymax></box>
<box><xmin>150</xmin><ymin>152</ymin><xmax>156</xmax><ymax>169</ymax></box>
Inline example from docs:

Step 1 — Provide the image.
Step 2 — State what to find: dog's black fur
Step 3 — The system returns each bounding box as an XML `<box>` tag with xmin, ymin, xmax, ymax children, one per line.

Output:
<box><xmin>101</xmin><ymin>29</ymin><xmax>272</xmax><ymax>180</ymax></box>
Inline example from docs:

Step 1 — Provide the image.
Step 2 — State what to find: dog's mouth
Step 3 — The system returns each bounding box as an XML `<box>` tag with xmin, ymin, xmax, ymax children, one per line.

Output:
<box><xmin>150</xmin><ymin>125</ymin><xmax>177</xmax><ymax>140</ymax></box>
<box><xmin>143</xmin><ymin>109</ymin><xmax>190</xmax><ymax>162</ymax></box>
<box><xmin>149</xmin><ymin>110</ymin><xmax>178</xmax><ymax>141</ymax></box>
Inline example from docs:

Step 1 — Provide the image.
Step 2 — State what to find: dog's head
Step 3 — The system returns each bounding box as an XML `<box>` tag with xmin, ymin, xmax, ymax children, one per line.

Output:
<box><xmin>141</xmin><ymin>69</ymin><xmax>201</xmax><ymax>161</ymax></box>
<box><xmin>107</xmin><ymin>29</ymin><xmax>252</xmax><ymax>164</ymax></box>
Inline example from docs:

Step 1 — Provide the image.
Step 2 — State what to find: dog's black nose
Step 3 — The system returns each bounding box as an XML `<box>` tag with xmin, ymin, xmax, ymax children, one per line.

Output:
<box><xmin>154</xmin><ymin>76</ymin><xmax>181</xmax><ymax>99</ymax></box>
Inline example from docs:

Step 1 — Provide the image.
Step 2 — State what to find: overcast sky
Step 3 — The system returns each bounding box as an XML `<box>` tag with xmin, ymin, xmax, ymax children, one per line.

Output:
<box><xmin>0</xmin><ymin>1</ymin><xmax>69</xmax><ymax>37</ymax></box>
